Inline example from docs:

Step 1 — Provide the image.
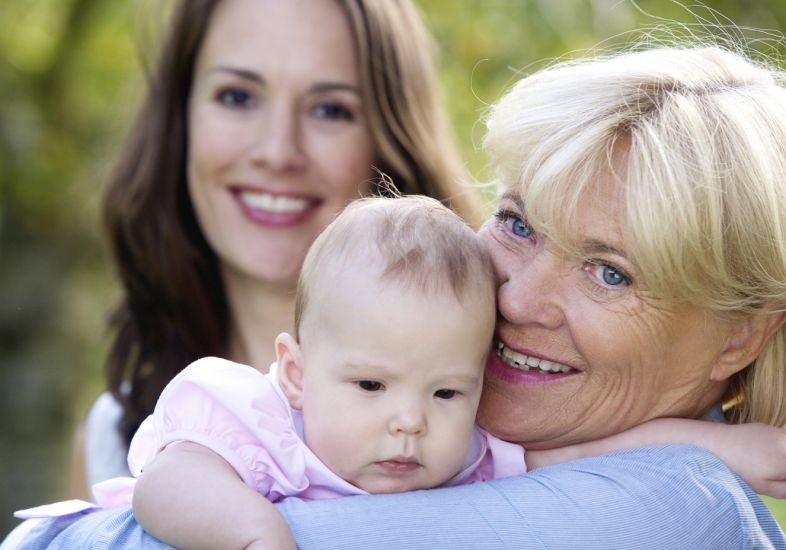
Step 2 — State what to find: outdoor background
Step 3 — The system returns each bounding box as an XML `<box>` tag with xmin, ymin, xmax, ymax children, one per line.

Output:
<box><xmin>2</xmin><ymin>0</ymin><xmax>786</xmax><ymax>537</ymax></box>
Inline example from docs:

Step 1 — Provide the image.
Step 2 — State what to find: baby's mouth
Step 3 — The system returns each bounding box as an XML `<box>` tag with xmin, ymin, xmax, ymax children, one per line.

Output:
<box><xmin>375</xmin><ymin>457</ymin><xmax>421</xmax><ymax>474</ymax></box>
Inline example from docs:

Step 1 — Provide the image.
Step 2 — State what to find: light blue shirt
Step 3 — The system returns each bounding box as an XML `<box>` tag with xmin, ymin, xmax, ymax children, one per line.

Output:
<box><xmin>10</xmin><ymin>445</ymin><xmax>786</xmax><ymax>549</ymax></box>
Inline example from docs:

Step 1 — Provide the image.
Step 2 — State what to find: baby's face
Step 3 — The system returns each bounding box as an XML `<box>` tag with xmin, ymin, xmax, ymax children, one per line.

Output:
<box><xmin>298</xmin><ymin>276</ymin><xmax>495</xmax><ymax>493</ymax></box>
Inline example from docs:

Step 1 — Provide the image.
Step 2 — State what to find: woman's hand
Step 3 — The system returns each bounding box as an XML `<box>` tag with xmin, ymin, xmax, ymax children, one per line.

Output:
<box><xmin>713</xmin><ymin>423</ymin><xmax>786</xmax><ymax>499</ymax></box>
<box><xmin>527</xmin><ymin>418</ymin><xmax>786</xmax><ymax>499</ymax></box>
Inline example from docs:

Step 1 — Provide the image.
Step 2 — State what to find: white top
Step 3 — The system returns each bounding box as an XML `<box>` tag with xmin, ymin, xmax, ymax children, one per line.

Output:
<box><xmin>84</xmin><ymin>392</ymin><xmax>131</xmax><ymax>496</ymax></box>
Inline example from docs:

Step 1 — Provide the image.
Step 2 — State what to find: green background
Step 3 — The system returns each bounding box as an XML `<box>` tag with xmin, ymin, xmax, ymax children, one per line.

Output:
<box><xmin>2</xmin><ymin>0</ymin><xmax>785</xmax><ymax>537</ymax></box>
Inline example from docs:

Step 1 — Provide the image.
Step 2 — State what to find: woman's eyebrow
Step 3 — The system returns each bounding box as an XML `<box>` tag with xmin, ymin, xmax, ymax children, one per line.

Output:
<box><xmin>582</xmin><ymin>239</ymin><xmax>628</xmax><ymax>260</ymax></box>
<box><xmin>499</xmin><ymin>189</ymin><xmax>525</xmax><ymax>209</ymax></box>
<box><xmin>203</xmin><ymin>67</ymin><xmax>359</xmax><ymax>97</ymax></box>
<box><xmin>310</xmin><ymin>83</ymin><xmax>360</xmax><ymax>95</ymax></box>
<box><xmin>498</xmin><ymin>188</ymin><xmax>630</xmax><ymax>260</ymax></box>
<box><xmin>208</xmin><ymin>66</ymin><xmax>264</xmax><ymax>84</ymax></box>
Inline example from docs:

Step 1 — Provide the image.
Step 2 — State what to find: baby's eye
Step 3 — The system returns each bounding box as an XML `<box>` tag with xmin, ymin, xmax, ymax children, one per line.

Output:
<box><xmin>494</xmin><ymin>210</ymin><xmax>534</xmax><ymax>239</ymax></box>
<box><xmin>588</xmin><ymin>263</ymin><xmax>630</xmax><ymax>289</ymax></box>
<box><xmin>357</xmin><ymin>380</ymin><xmax>384</xmax><ymax>392</ymax></box>
<box><xmin>434</xmin><ymin>389</ymin><xmax>457</xmax><ymax>400</ymax></box>
<box><xmin>313</xmin><ymin>102</ymin><xmax>354</xmax><ymax>121</ymax></box>
<box><xmin>217</xmin><ymin>88</ymin><xmax>254</xmax><ymax>108</ymax></box>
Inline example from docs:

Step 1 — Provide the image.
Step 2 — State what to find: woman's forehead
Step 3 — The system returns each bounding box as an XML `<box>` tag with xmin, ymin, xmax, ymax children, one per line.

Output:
<box><xmin>500</xmin><ymin>155</ymin><xmax>628</xmax><ymax>246</ymax></box>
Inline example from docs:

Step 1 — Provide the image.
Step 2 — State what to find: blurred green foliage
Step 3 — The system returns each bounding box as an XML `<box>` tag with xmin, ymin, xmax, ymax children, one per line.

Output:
<box><xmin>1</xmin><ymin>0</ymin><xmax>785</xmax><ymax>537</ymax></box>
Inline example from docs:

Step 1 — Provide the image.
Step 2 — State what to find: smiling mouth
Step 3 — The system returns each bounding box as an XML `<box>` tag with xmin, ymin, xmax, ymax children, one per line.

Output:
<box><xmin>238</xmin><ymin>190</ymin><xmax>316</xmax><ymax>214</ymax></box>
<box><xmin>496</xmin><ymin>341</ymin><xmax>576</xmax><ymax>374</ymax></box>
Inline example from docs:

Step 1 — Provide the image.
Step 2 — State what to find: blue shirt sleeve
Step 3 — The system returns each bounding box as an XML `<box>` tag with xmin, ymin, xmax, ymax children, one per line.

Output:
<box><xmin>10</xmin><ymin>445</ymin><xmax>786</xmax><ymax>549</ymax></box>
<box><xmin>276</xmin><ymin>445</ymin><xmax>785</xmax><ymax>549</ymax></box>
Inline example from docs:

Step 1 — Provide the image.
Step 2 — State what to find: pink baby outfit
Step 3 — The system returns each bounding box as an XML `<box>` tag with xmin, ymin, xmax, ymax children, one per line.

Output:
<box><xmin>129</xmin><ymin>357</ymin><xmax>526</xmax><ymax>500</ymax></box>
<box><xmin>16</xmin><ymin>357</ymin><xmax>525</xmax><ymax>518</ymax></box>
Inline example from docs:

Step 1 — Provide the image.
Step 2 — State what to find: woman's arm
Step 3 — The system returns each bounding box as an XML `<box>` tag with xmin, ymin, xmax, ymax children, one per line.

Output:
<box><xmin>277</xmin><ymin>445</ymin><xmax>784</xmax><ymax>549</ymax></box>
<box><xmin>526</xmin><ymin>419</ymin><xmax>786</xmax><ymax>498</ymax></box>
<box><xmin>133</xmin><ymin>442</ymin><xmax>294</xmax><ymax>550</ymax></box>
<box><xmin>9</xmin><ymin>446</ymin><xmax>784</xmax><ymax>549</ymax></box>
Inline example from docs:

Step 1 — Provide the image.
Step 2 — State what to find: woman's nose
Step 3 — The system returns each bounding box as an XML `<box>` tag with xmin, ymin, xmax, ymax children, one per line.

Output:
<box><xmin>250</xmin><ymin>103</ymin><xmax>305</xmax><ymax>171</ymax></box>
<box><xmin>496</xmin><ymin>247</ymin><xmax>566</xmax><ymax>330</ymax></box>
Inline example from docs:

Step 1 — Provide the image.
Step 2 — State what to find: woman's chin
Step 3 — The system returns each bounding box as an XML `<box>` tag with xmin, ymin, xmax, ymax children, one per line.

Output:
<box><xmin>476</xmin><ymin>395</ymin><xmax>528</xmax><ymax>444</ymax></box>
<box><xmin>221</xmin><ymin>258</ymin><xmax>302</xmax><ymax>291</ymax></box>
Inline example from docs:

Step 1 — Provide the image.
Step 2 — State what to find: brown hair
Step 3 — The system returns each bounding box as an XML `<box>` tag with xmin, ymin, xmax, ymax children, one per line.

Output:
<box><xmin>294</xmin><ymin>195</ymin><xmax>494</xmax><ymax>342</ymax></box>
<box><xmin>104</xmin><ymin>0</ymin><xmax>479</xmax><ymax>444</ymax></box>
<box><xmin>338</xmin><ymin>1</ymin><xmax>480</xmax><ymax>223</ymax></box>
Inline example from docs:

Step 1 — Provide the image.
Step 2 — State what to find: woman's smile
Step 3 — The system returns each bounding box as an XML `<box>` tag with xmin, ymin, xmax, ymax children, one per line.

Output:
<box><xmin>233</xmin><ymin>186</ymin><xmax>323</xmax><ymax>227</ymax></box>
<box><xmin>494</xmin><ymin>339</ymin><xmax>578</xmax><ymax>375</ymax></box>
<box><xmin>485</xmin><ymin>338</ymin><xmax>580</xmax><ymax>386</ymax></box>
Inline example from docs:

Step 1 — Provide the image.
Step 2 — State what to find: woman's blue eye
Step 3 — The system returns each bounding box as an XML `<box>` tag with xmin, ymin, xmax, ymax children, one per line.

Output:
<box><xmin>217</xmin><ymin>89</ymin><xmax>252</xmax><ymax>107</ymax></box>
<box><xmin>594</xmin><ymin>264</ymin><xmax>628</xmax><ymax>287</ymax></box>
<box><xmin>511</xmin><ymin>217</ymin><xmax>532</xmax><ymax>238</ymax></box>
<box><xmin>313</xmin><ymin>102</ymin><xmax>353</xmax><ymax>121</ymax></box>
<box><xmin>494</xmin><ymin>210</ymin><xmax>533</xmax><ymax>238</ymax></box>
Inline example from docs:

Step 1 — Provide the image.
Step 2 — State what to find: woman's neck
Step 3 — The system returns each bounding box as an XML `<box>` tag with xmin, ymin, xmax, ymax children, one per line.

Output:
<box><xmin>221</xmin><ymin>267</ymin><xmax>297</xmax><ymax>373</ymax></box>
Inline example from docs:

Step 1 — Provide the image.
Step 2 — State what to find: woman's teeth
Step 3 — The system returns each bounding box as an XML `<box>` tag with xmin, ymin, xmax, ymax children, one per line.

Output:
<box><xmin>240</xmin><ymin>191</ymin><xmax>311</xmax><ymax>214</ymax></box>
<box><xmin>496</xmin><ymin>342</ymin><xmax>574</xmax><ymax>373</ymax></box>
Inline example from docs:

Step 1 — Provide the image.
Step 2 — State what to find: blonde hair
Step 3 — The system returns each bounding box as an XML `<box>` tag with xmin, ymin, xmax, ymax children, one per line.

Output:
<box><xmin>294</xmin><ymin>195</ymin><xmax>494</xmax><ymax>341</ymax></box>
<box><xmin>338</xmin><ymin>0</ymin><xmax>481</xmax><ymax>227</ymax></box>
<box><xmin>485</xmin><ymin>45</ymin><xmax>786</xmax><ymax>426</ymax></box>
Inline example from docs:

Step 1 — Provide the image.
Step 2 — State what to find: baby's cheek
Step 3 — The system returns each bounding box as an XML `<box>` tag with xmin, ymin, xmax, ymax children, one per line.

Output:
<box><xmin>438</xmin><ymin>413</ymin><xmax>476</xmax><ymax>468</ymax></box>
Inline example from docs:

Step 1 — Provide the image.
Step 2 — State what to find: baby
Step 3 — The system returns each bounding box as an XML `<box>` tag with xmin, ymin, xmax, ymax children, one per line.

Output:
<box><xmin>131</xmin><ymin>195</ymin><xmax>517</xmax><ymax>549</ymax></box>
<box><xmin>14</xmin><ymin>196</ymin><xmax>786</xmax><ymax>549</ymax></box>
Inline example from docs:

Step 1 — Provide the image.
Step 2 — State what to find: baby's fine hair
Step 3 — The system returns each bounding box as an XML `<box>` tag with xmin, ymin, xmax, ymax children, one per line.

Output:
<box><xmin>294</xmin><ymin>195</ymin><xmax>493</xmax><ymax>339</ymax></box>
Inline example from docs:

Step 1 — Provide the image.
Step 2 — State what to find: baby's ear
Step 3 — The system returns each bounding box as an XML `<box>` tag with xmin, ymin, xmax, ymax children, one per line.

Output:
<box><xmin>275</xmin><ymin>332</ymin><xmax>305</xmax><ymax>410</ymax></box>
<box><xmin>711</xmin><ymin>310</ymin><xmax>786</xmax><ymax>381</ymax></box>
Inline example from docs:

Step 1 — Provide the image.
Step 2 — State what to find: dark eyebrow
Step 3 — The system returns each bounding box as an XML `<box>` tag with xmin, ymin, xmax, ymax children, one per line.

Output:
<box><xmin>207</xmin><ymin>67</ymin><xmax>360</xmax><ymax>96</ymax></box>
<box><xmin>209</xmin><ymin>66</ymin><xmax>265</xmax><ymax>84</ymax></box>
<box><xmin>310</xmin><ymin>82</ymin><xmax>360</xmax><ymax>95</ymax></box>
